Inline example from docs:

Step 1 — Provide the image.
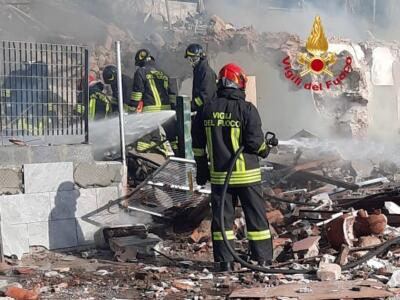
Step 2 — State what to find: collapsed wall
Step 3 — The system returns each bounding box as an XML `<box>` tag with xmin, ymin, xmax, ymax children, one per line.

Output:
<box><xmin>88</xmin><ymin>13</ymin><xmax>400</xmax><ymax>139</ymax></box>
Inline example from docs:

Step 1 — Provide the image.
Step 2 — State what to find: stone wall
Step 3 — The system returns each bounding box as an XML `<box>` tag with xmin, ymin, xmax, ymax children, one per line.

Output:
<box><xmin>0</xmin><ymin>153</ymin><xmax>122</xmax><ymax>196</ymax></box>
<box><xmin>0</xmin><ymin>161</ymin><xmax>124</xmax><ymax>258</ymax></box>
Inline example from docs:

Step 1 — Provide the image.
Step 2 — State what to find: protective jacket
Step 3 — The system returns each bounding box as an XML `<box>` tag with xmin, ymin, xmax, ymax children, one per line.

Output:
<box><xmin>110</xmin><ymin>74</ymin><xmax>134</xmax><ymax>111</ymax></box>
<box><xmin>131</xmin><ymin>61</ymin><xmax>173</xmax><ymax>112</ymax></box>
<box><xmin>192</xmin><ymin>58</ymin><xmax>217</xmax><ymax>111</ymax></box>
<box><xmin>88</xmin><ymin>82</ymin><xmax>111</xmax><ymax>120</ymax></box>
<box><xmin>192</xmin><ymin>88</ymin><xmax>268</xmax><ymax>186</ymax></box>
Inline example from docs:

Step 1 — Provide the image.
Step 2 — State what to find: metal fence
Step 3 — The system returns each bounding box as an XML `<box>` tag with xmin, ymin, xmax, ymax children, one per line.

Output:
<box><xmin>0</xmin><ymin>40</ymin><xmax>89</xmax><ymax>142</ymax></box>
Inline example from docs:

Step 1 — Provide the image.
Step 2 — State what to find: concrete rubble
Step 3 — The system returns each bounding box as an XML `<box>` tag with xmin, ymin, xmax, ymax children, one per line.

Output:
<box><xmin>0</xmin><ymin>131</ymin><xmax>398</xmax><ymax>299</ymax></box>
<box><xmin>1</xmin><ymin>2</ymin><xmax>400</xmax><ymax>300</ymax></box>
<box><xmin>316</xmin><ymin>263</ymin><xmax>342</xmax><ymax>281</ymax></box>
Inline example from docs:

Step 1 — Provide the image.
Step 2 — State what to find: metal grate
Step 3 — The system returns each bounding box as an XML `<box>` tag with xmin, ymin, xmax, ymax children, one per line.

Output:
<box><xmin>0</xmin><ymin>40</ymin><xmax>89</xmax><ymax>142</ymax></box>
<box><xmin>81</xmin><ymin>157</ymin><xmax>211</xmax><ymax>227</ymax></box>
<box><xmin>127</xmin><ymin>157</ymin><xmax>211</xmax><ymax>218</ymax></box>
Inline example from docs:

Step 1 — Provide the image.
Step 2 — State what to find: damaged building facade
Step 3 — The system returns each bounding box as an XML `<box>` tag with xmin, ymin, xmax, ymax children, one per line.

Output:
<box><xmin>0</xmin><ymin>0</ymin><xmax>399</xmax><ymax>299</ymax></box>
<box><xmin>84</xmin><ymin>3</ymin><xmax>400</xmax><ymax>140</ymax></box>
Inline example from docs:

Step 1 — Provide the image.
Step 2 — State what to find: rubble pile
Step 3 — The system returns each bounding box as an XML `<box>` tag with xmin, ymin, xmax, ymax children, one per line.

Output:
<box><xmin>86</xmin><ymin>10</ymin><xmax>394</xmax><ymax>137</ymax></box>
<box><xmin>2</xmin><ymin>2</ymin><xmax>400</xmax><ymax>299</ymax></box>
<box><xmin>0</xmin><ymin>132</ymin><xmax>399</xmax><ymax>299</ymax></box>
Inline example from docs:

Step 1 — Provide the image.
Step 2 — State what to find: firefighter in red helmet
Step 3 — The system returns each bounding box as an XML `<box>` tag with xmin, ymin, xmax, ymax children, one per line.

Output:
<box><xmin>192</xmin><ymin>63</ymin><xmax>275</xmax><ymax>272</ymax></box>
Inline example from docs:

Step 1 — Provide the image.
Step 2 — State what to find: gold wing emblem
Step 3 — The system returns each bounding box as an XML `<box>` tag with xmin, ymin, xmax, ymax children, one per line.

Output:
<box><xmin>297</xmin><ymin>16</ymin><xmax>336</xmax><ymax>77</ymax></box>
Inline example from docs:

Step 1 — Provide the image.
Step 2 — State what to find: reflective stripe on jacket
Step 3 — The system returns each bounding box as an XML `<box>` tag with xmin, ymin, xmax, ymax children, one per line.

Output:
<box><xmin>192</xmin><ymin>88</ymin><xmax>267</xmax><ymax>186</ymax></box>
<box><xmin>131</xmin><ymin>61</ymin><xmax>173</xmax><ymax>112</ymax></box>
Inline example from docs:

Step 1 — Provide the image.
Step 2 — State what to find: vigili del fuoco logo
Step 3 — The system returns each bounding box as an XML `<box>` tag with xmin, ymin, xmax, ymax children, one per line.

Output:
<box><xmin>282</xmin><ymin>16</ymin><xmax>353</xmax><ymax>91</ymax></box>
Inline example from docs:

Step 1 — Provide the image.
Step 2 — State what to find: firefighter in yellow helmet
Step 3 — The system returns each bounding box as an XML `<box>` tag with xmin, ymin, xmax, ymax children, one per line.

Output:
<box><xmin>131</xmin><ymin>49</ymin><xmax>176</xmax><ymax>156</ymax></box>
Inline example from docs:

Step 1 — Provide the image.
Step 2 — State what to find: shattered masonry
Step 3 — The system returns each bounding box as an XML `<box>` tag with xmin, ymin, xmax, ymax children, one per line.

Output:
<box><xmin>1</xmin><ymin>1</ymin><xmax>400</xmax><ymax>299</ymax></box>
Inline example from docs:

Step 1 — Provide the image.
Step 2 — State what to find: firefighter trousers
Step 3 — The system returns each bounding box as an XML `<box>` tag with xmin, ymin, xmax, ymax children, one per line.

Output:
<box><xmin>211</xmin><ymin>183</ymin><xmax>273</xmax><ymax>263</ymax></box>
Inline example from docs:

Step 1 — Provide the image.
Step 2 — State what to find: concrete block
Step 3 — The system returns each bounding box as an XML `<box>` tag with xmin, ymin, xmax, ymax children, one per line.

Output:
<box><xmin>48</xmin><ymin>219</ymin><xmax>78</xmax><ymax>249</ymax></box>
<box><xmin>62</xmin><ymin>144</ymin><xmax>94</xmax><ymax>163</ymax></box>
<box><xmin>50</xmin><ymin>188</ymin><xmax>97</xmax><ymax>220</ymax></box>
<box><xmin>24</xmin><ymin>162</ymin><xmax>74</xmax><ymax>194</ymax></box>
<box><xmin>96</xmin><ymin>186</ymin><xmax>119</xmax><ymax>209</ymax></box>
<box><xmin>1</xmin><ymin>223</ymin><xmax>29</xmax><ymax>259</ymax></box>
<box><xmin>0</xmin><ymin>193</ymin><xmax>51</xmax><ymax>224</ymax></box>
<box><xmin>0</xmin><ymin>144</ymin><xmax>93</xmax><ymax>165</ymax></box>
<box><xmin>13</xmin><ymin>146</ymin><xmax>33</xmax><ymax>164</ymax></box>
<box><xmin>50</xmin><ymin>189</ymin><xmax>80</xmax><ymax>220</ymax></box>
<box><xmin>117</xmin><ymin>183</ymin><xmax>123</xmax><ymax>198</ymax></box>
<box><xmin>76</xmin><ymin>218</ymin><xmax>101</xmax><ymax>246</ymax></box>
<box><xmin>0</xmin><ymin>167</ymin><xmax>22</xmax><ymax>195</ymax></box>
<box><xmin>28</xmin><ymin>222</ymin><xmax>49</xmax><ymax>248</ymax></box>
<box><xmin>388</xmin><ymin>270</ymin><xmax>400</xmax><ymax>288</ymax></box>
<box><xmin>109</xmin><ymin>233</ymin><xmax>161</xmax><ymax>257</ymax></box>
<box><xmin>0</xmin><ymin>147</ymin><xmax>14</xmax><ymax>165</ymax></box>
<box><xmin>317</xmin><ymin>263</ymin><xmax>341</xmax><ymax>281</ymax></box>
<box><xmin>76</xmin><ymin>189</ymin><xmax>98</xmax><ymax>218</ymax></box>
<box><xmin>30</xmin><ymin>146</ymin><xmax>62</xmax><ymax>164</ymax></box>
<box><xmin>74</xmin><ymin>162</ymin><xmax>122</xmax><ymax>188</ymax></box>
<box><xmin>0</xmin><ymin>146</ymin><xmax>30</xmax><ymax>165</ymax></box>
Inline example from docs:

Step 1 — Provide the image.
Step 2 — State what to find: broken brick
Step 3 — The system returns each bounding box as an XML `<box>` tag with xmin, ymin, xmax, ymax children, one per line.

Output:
<box><xmin>326</xmin><ymin>214</ymin><xmax>356</xmax><ymax>250</ymax></box>
<box><xmin>14</xmin><ymin>267</ymin><xmax>35</xmax><ymax>275</ymax></box>
<box><xmin>172</xmin><ymin>279</ymin><xmax>195</xmax><ymax>291</ymax></box>
<box><xmin>266</xmin><ymin>210</ymin><xmax>285</xmax><ymax>225</ymax></box>
<box><xmin>273</xmin><ymin>237</ymin><xmax>291</xmax><ymax>248</ymax></box>
<box><xmin>5</xmin><ymin>286</ymin><xmax>39</xmax><ymax>300</ymax></box>
<box><xmin>190</xmin><ymin>220</ymin><xmax>211</xmax><ymax>243</ymax></box>
<box><xmin>368</xmin><ymin>210</ymin><xmax>387</xmax><ymax>234</ymax></box>
<box><xmin>357</xmin><ymin>235</ymin><xmax>382</xmax><ymax>248</ymax></box>
<box><xmin>292</xmin><ymin>236</ymin><xmax>320</xmax><ymax>252</ymax></box>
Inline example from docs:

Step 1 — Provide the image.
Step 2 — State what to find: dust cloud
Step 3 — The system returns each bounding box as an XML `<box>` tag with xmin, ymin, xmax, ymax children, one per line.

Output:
<box><xmin>2</xmin><ymin>0</ymin><xmax>400</xmax><ymax>161</ymax></box>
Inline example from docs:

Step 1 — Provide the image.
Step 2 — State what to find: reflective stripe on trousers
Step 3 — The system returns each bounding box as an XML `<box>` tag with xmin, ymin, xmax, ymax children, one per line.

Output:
<box><xmin>247</xmin><ymin>230</ymin><xmax>271</xmax><ymax>241</ymax></box>
<box><xmin>213</xmin><ymin>230</ymin><xmax>235</xmax><ymax>241</ymax></box>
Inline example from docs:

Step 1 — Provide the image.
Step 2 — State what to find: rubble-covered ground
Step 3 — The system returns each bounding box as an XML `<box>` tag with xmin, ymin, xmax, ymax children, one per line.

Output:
<box><xmin>1</xmin><ymin>1</ymin><xmax>400</xmax><ymax>299</ymax></box>
<box><xmin>1</xmin><ymin>132</ymin><xmax>400</xmax><ymax>299</ymax></box>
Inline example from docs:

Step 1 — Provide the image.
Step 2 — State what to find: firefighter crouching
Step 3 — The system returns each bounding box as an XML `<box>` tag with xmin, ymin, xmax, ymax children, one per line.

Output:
<box><xmin>75</xmin><ymin>74</ymin><xmax>113</xmax><ymax>121</ymax></box>
<box><xmin>87</xmin><ymin>79</ymin><xmax>112</xmax><ymax>120</ymax></box>
<box><xmin>102</xmin><ymin>65</ymin><xmax>135</xmax><ymax>113</ymax></box>
<box><xmin>192</xmin><ymin>63</ymin><xmax>275</xmax><ymax>272</ymax></box>
<box><xmin>131</xmin><ymin>49</ymin><xmax>176</xmax><ymax>156</ymax></box>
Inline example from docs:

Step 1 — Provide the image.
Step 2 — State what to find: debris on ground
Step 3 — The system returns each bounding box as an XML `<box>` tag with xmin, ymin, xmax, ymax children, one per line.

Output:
<box><xmin>1</xmin><ymin>131</ymin><xmax>399</xmax><ymax>299</ymax></box>
<box><xmin>1</xmin><ymin>2</ymin><xmax>400</xmax><ymax>299</ymax></box>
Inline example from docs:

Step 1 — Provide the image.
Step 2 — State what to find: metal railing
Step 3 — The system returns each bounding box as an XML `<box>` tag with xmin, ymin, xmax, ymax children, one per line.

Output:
<box><xmin>0</xmin><ymin>40</ymin><xmax>89</xmax><ymax>143</ymax></box>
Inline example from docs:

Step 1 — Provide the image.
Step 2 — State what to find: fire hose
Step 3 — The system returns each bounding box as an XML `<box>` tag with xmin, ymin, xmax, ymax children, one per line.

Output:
<box><xmin>341</xmin><ymin>236</ymin><xmax>400</xmax><ymax>271</ymax></box>
<box><xmin>218</xmin><ymin>133</ymin><xmax>400</xmax><ymax>274</ymax></box>
<box><xmin>219</xmin><ymin>132</ymin><xmax>313</xmax><ymax>274</ymax></box>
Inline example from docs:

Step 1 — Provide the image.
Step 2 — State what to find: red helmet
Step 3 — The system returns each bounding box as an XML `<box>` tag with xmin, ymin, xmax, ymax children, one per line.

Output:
<box><xmin>218</xmin><ymin>63</ymin><xmax>248</xmax><ymax>90</ymax></box>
